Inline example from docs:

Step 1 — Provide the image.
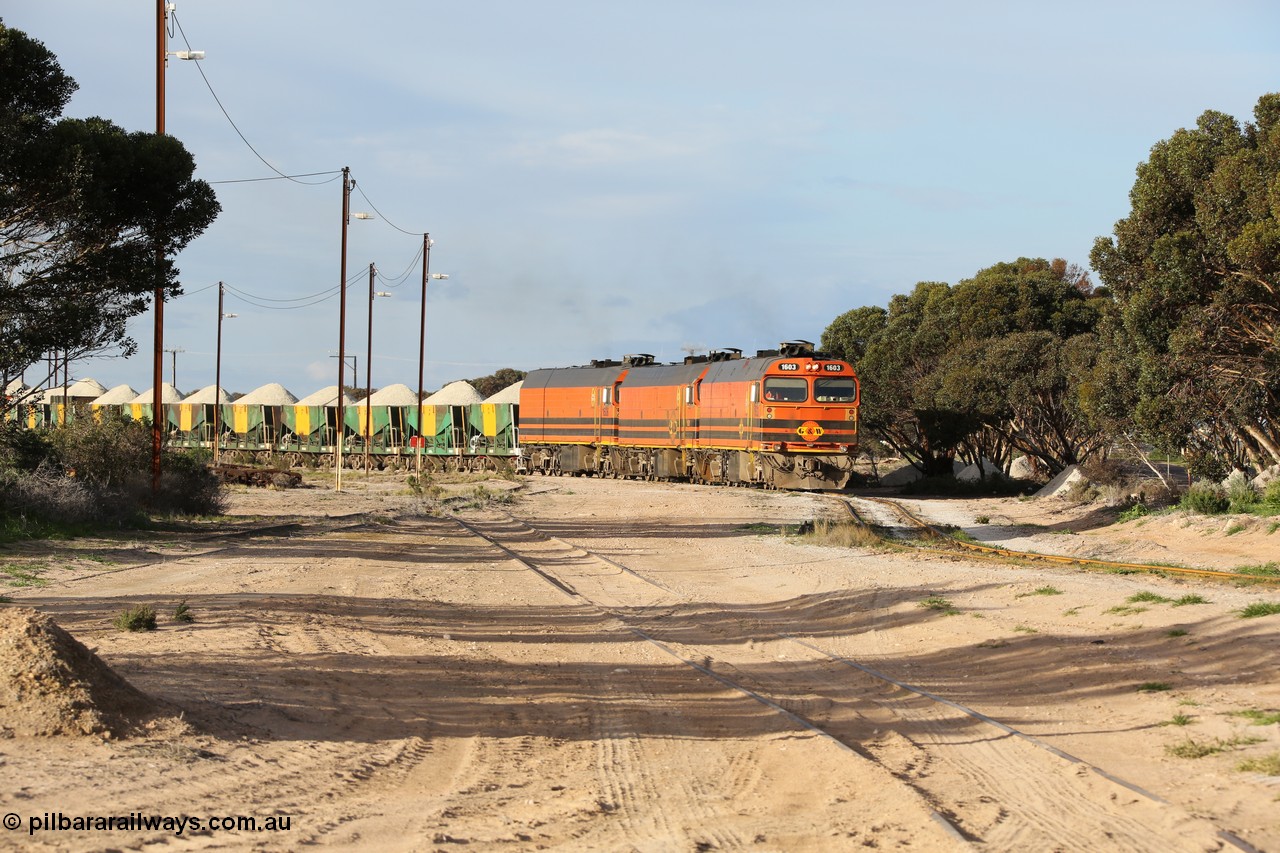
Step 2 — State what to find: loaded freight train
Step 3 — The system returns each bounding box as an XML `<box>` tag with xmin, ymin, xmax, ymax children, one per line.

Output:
<box><xmin>7</xmin><ymin>341</ymin><xmax>860</xmax><ymax>490</ymax></box>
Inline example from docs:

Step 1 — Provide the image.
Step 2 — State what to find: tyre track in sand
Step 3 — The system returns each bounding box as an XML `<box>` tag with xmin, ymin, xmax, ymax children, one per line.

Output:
<box><xmin>454</xmin><ymin>509</ymin><xmax>1255</xmax><ymax>852</ymax></box>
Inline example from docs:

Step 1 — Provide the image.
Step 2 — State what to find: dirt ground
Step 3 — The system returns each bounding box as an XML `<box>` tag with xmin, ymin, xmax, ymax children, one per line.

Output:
<box><xmin>1</xmin><ymin>472</ymin><xmax>1278</xmax><ymax>852</ymax></box>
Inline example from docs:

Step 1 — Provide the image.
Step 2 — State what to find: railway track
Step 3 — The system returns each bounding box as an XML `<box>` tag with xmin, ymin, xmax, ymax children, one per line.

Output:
<box><xmin>837</xmin><ymin>494</ymin><xmax>1280</xmax><ymax>584</ymax></box>
<box><xmin>447</xmin><ymin>508</ymin><xmax>1258</xmax><ymax>851</ymax></box>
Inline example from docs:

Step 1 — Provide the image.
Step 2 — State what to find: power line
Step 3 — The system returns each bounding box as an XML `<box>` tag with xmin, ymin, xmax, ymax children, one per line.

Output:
<box><xmin>210</xmin><ymin>171</ymin><xmax>343</xmax><ymax>186</ymax></box>
<box><xmin>223</xmin><ymin>282</ymin><xmax>339</xmax><ymax>304</ymax></box>
<box><xmin>224</xmin><ymin>288</ymin><xmax>338</xmax><ymax>311</ymax></box>
<box><xmin>171</xmin><ymin>11</ymin><xmax>337</xmax><ymax>187</ymax></box>
<box><xmin>352</xmin><ymin>179</ymin><xmax>424</xmax><ymax>237</ymax></box>
<box><xmin>375</xmin><ymin>243</ymin><xmax>426</xmax><ymax>287</ymax></box>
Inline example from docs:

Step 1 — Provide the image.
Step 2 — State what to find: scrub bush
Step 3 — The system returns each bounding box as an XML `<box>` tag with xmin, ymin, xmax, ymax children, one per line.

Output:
<box><xmin>1180</xmin><ymin>482</ymin><xmax>1229</xmax><ymax>515</ymax></box>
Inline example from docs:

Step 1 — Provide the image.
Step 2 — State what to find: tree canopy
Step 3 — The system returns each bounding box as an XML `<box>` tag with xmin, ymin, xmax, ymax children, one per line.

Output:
<box><xmin>466</xmin><ymin>368</ymin><xmax>526</xmax><ymax>398</ymax></box>
<box><xmin>823</xmin><ymin>259</ymin><xmax>1106</xmax><ymax>477</ymax></box>
<box><xmin>1090</xmin><ymin>93</ymin><xmax>1280</xmax><ymax>473</ymax></box>
<box><xmin>0</xmin><ymin>22</ymin><xmax>220</xmax><ymax>392</ymax></box>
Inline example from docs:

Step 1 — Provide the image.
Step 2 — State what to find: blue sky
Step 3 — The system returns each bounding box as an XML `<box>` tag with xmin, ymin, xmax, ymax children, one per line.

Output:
<box><xmin>5</xmin><ymin>1</ymin><xmax>1278</xmax><ymax>397</ymax></box>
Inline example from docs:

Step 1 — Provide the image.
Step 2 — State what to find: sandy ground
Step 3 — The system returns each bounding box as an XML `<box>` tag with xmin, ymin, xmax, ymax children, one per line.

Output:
<box><xmin>1</xmin><ymin>472</ymin><xmax>1278</xmax><ymax>852</ymax></box>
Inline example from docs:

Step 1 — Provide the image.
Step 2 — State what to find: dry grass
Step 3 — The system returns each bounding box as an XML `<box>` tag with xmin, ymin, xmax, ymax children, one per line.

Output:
<box><xmin>799</xmin><ymin>518</ymin><xmax>883</xmax><ymax>549</ymax></box>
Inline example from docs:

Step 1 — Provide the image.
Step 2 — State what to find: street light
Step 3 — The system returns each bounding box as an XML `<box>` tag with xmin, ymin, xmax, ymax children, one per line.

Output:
<box><xmin>335</xmin><ymin>166</ymin><xmax>373</xmax><ymax>492</ymax></box>
<box><xmin>153</xmin><ymin>0</ymin><xmax>204</xmax><ymax>496</ymax></box>
<box><xmin>415</xmin><ymin>234</ymin><xmax>452</xmax><ymax>473</ymax></box>
<box><xmin>213</xmin><ymin>281</ymin><xmax>237</xmax><ymax>465</ymax></box>
<box><xmin>365</xmin><ymin>262</ymin><xmax>391</xmax><ymax>474</ymax></box>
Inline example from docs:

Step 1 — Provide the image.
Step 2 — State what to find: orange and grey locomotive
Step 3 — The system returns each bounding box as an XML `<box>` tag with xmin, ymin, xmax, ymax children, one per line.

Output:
<box><xmin>520</xmin><ymin>340</ymin><xmax>859</xmax><ymax>489</ymax></box>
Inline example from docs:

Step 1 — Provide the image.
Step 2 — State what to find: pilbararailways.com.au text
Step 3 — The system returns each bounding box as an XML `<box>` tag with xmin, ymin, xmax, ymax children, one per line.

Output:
<box><xmin>9</xmin><ymin>811</ymin><xmax>292</xmax><ymax>836</ymax></box>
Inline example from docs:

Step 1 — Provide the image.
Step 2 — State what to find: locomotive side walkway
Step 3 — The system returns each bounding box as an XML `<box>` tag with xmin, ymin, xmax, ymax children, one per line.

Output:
<box><xmin>2</xmin><ymin>474</ymin><xmax>1278</xmax><ymax>850</ymax></box>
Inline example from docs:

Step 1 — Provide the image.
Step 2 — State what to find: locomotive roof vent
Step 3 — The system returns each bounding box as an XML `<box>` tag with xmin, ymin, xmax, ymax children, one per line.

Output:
<box><xmin>590</xmin><ymin>359</ymin><xmax>621</xmax><ymax>368</ymax></box>
<box><xmin>683</xmin><ymin>354</ymin><xmax>709</xmax><ymax>365</ymax></box>
<box><xmin>780</xmin><ymin>340</ymin><xmax>815</xmax><ymax>357</ymax></box>
<box><xmin>622</xmin><ymin>353</ymin><xmax>655</xmax><ymax>367</ymax></box>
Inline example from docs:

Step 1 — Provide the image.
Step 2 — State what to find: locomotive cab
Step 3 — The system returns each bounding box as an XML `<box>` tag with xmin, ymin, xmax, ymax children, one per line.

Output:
<box><xmin>758</xmin><ymin>356</ymin><xmax>859</xmax><ymax>452</ymax></box>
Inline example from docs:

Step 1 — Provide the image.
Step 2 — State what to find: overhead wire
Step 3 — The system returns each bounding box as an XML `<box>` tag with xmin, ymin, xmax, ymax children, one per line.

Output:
<box><xmin>352</xmin><ymin>181</ymin><xmax>424</xmax><ymax>237</ymax></box>
<box><xmin>223</xmin><ymin>281</ymin><xmax>341</xmax><ymax>304</ymax></box>
<box><xmin>170</xmin><ymin>11</ymin><xmax>338</xmax><ymax>187</ymax></box>
<box><xmin>224</xmin><ymin>288</ymin><xmax>339</xmax><ymax>311</ymax></box>
<box><xmin>209</xmin><ymin>172</ymin><xmax>343</xmax><ymax>186</ymax></box>
<box><xmin>162</xmin><ymin>11</ymin><xmax>442</xmax><ymax>334</ymax></box>
<box><xmin>374</xmin><ymin>243</ymin><xmax>426</xmax><ymax>288</ymax></box>
<box><xmin>169</xmin><ymin>12</ymin><xmax>434</xmax><ymax>256</ymax></box>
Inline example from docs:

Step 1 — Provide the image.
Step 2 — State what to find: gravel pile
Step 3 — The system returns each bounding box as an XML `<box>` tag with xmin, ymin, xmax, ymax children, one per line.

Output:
<box><xmin>484</xmin><ymin>381</ymin><xmax>523</xmax><ymax>404</ymax></box>
<box><xmin>366</xmin><ymin>383</ymin><xmax>419</xmax><ymax>406</ymax></box>
<box><xmin>236</xmin><ymin>382</ymin><xmax>298</xmax><ymax>405</ymax></box>
<box><xmin>0</xmin><ymin>608</ymin><xmax>158</xmax><ymax>738</ymax></box>
<box><xmin>1036</xmin><ymin>464</ymin><xmax>1086</xmax><ymax>497</ymax></box>
<box><xmin>425</xmin><ymin>381</ymin><xmax>483</xmax><ymax>405</ymax></box>
<box><xmin>128</xmin><ymin>384</ymin><xmax>184</xmax><ymax>404</ymax></box>
<box><xmin>296</xmin><ymin>386</ymin><xmax>354</xmax><ymax>407</ymax></box>
<box><xmin>41</xmin><ymin>378</ymin><xmax>107</xmax><ymax>403</ymax></box>
<box><xmin>182</xmin><ymin>384</ymin><xmax>233</xmax><ymax>404</ymax></box>
<box><xmin>91</xmin><ymin>384</ymin><xmax>140</xmax><ymax>405</ymax></box>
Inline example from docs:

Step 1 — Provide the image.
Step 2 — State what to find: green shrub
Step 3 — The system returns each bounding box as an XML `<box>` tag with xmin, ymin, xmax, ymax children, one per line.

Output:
<box><xmin>1239</xmin><ymin>602</ymin><xmax>1280</xmax><ymax>618</ymax></box>
<box><xmin>919</xmin><ymin>595</ymin><xmax>960</xmax><ymax>614</ymax></box>
<box><xmin>1</xmin><ymin>415</ymin><xmax>223</xmax><ymax>530</ymax></box>
<box><xmin>1264</xmin><ymin>480</ymin><xmax>1280</xmax><ymax>506</ymax></box>
<box><xmin>1180</xmin><ymin>482</ymin><xmax>1229</xmax><ymax>515</ymax></box>
<box><xmin>0</xmin><ymin>422</ymin><xmax>55</xmax><ymax>472</ymax></box>
<box><xmin>1236</xmin><ymin>562</ymin><xmax>1280</xmax><ymax>577</ymax></box>
<box><xmin>1117</xmin><ymin>503</ymin><xmax>1151</xmax><ymax>522</ymax></box>
<box><xmin>113</xmin><ymin>604</ymin><xmax>157</xmax><ymax>632</ymax></box>
<box><xmin>1223</xmin><ymin>470</ymin><xmax>1259</xmax><ymax>513</ymax></box>
<box><xmin>172</xmin><ymin>600</ymin><xmax>194</xmax><ymax>623</ymax></box>
<box><xmin>155</xmin><ymin>450</ymin><xmax>225</xmax><ymax>516</ymax></box>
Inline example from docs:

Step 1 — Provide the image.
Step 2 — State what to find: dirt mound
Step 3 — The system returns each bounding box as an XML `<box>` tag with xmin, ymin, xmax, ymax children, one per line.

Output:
<box><xmin>0</xmin><ymin>608</ymin><xmax>158</xmax><ymax>738</ymax></box>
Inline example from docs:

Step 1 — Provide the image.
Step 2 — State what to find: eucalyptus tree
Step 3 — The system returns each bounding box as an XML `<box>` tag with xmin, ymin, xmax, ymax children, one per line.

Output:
<box><xmin>0</xmin><ymin>22</ymin><xmax>219</xmax><ymax>397</ymax></box>
<box><xmin>824</xmin><ymin>259</ymin><xmax>1106</xmax><ymax>478</ymax></box>
<box><xmin>932</xmin><ymin>259</ymin><xmax>1106</xmax><ymax>475</ymax></box>
<box><xmin>824</xmin><ymin>282</ymin><xmax>971</xmax><ymax>476</ymax></box>
<box><xmin>1091</xmin><ymin>93</ymin><xmax>1280</xmax><ymax>472</ymax></box>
